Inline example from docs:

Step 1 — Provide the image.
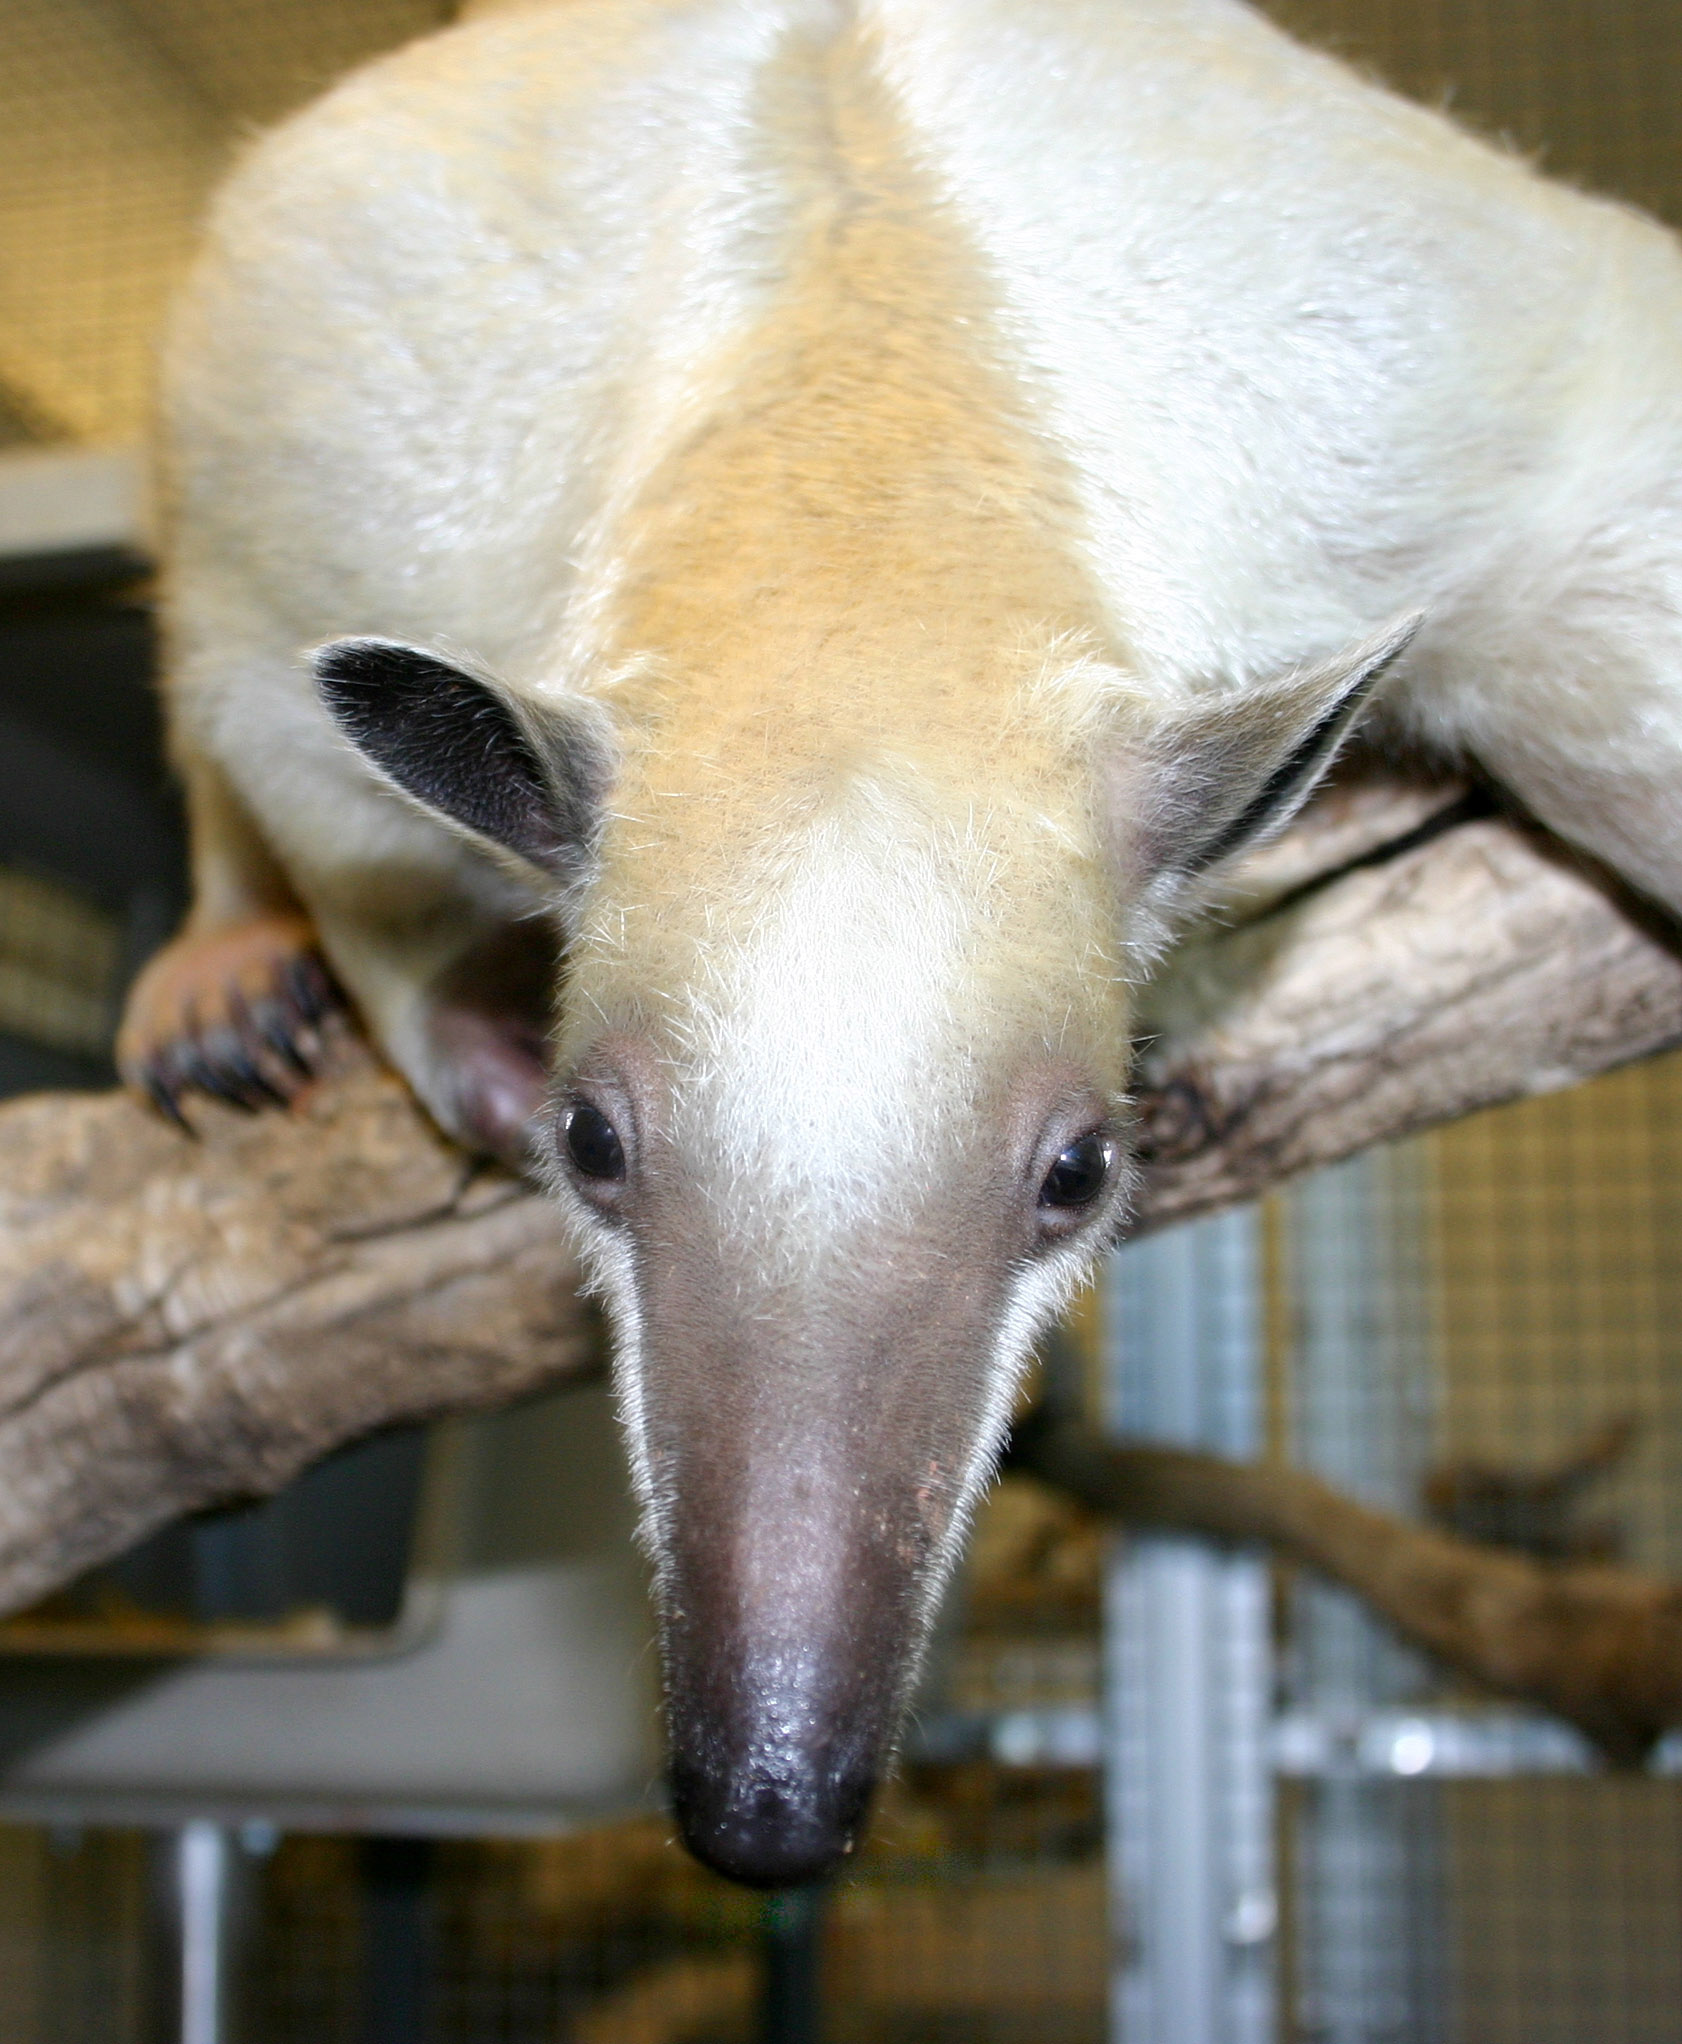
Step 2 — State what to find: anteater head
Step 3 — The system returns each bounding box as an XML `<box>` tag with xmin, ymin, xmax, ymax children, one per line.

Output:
<box><xmin>315</xmin><ymin>612</ymin><xmax>1415</xmax><ymax>1886</ymax></box>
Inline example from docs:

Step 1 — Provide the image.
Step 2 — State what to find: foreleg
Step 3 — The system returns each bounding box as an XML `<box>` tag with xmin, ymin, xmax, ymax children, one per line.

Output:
<box><xmin>116</xmin><ymin>757</ymin><xmax>342</xmax><ymax>1122</ymax></box>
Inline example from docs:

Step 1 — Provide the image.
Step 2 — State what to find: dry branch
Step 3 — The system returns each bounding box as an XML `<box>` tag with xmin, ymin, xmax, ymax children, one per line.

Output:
<box><xmin>1014</xmin><ymin>1415</ymin><xmax>1682</xmax><ymax>1767</ymax></box>
<box><xmin>0</xmin><ymin>1052</ymin><xmax>593</xmax><ymax>1613</ymax></box>
<box><xmin>1129</xmin><ymin>771</ymin><xmax>1682</xmax><ymax>1229</ymax></box>
<box><xmin>1</xmin><ymin>766</ymin><xmax>1680</xmax><ymax>1613</ymax></box>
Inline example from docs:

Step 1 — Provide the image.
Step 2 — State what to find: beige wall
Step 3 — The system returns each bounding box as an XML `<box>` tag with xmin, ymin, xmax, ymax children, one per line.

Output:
<box><xmin>0</xmin><ymin>0</ymin><xmax>450</xmax><ymax>447</ymax></box>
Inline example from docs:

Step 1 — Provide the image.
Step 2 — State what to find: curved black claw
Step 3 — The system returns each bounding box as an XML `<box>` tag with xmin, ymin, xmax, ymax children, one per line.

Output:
<box><xmin>228</xmin><ymin>982</ymin><xmax>324</xmax><ymax>1094</ymax></box>
<box><xmin>284</xmin><ymin>954</ymin><xmax>340</xmax><ymax>1027</ymax></box>
<box><xmin>242</xmin><ymin>991</ymin><xmax>317</xmax><ymax>1079</ymax></box>
<box><xmin>199</xmin><ymin>1023</ymin><xmax>294</xmax><ymax>1110</ymax></box>
<box><xmin>141</xmin><ymin>1064</ymin><xmax>195</xmax><ymax>1136</ymax></box>
<box><xmin>133</xmin><ymin>948</ymin><xmax>347</xmax><ymax>1130</ymax></box>
<box><xmin>170</xmin><ymin>1035</ymin><xmax>257</xmax><ymax>1113</ymax></box>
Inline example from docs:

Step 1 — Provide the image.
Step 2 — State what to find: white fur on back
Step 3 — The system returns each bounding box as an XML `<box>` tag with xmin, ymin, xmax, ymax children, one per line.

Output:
<box><xmin>160</xmin><ymin>0</ymin><xmax>1682</xmax><ymax>1293</ymax></box>
<box><xmin>168</xmin><ymin>0</ymin><xmax>1682</xmax><ymax>728</ymax></box>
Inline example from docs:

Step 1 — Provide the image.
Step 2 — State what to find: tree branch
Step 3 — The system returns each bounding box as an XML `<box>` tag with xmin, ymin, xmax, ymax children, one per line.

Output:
<box><xmin>1</xmin><ymin>766</ymin><xmax>1679</xmax><ymax>1613</ymax></box>
<box><xmin>1130</xmin><ymin>770</ymin><xmax>1682</xmax><ymax>1229</ymax></box>
<box><xmin>0</xmin><ymin>1057</ymin><xmax>593</xmax><ymax>1613</ymax></box>
<box><xmin>1014</xmin><ymin>1415</ymin><xmax>1682</xmax><ymax>1767</ymax></box>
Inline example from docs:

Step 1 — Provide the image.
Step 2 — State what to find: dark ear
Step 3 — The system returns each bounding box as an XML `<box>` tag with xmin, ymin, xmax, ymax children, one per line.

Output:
<box><xmin>314</xmin><ymin>638</ymin><xmax>610</xmax><ymax>881</ymax></box>
<box><xmin>1126</xmin><ymin>614</ymin><xmax>1422</xmax><ymax>890</ymax></box>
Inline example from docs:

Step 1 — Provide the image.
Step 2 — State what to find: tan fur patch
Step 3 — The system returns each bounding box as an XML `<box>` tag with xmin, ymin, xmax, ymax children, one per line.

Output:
<box><xmin>564</xmin><ymin>17</ymin><xmax>1126</xmax><ymax>1084</ymax></box>
<box><xmin>598</xmin><ymin>15</ymin><xmax>1107</xmax><ymax>796</ymax></box>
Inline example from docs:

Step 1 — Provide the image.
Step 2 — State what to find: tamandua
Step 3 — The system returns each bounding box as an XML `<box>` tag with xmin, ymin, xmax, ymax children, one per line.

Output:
<box><xmin>118</xmin><ymin>0</ymin><xmax>1682</xmax><ymax>1884</ymax></box>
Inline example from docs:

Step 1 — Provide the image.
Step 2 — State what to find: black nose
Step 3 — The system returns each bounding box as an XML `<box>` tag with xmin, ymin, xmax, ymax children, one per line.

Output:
<box><xmin>670</xmin><ymin>1753</ymin><xmax>875</xmax><ymax>1889</ymax></box>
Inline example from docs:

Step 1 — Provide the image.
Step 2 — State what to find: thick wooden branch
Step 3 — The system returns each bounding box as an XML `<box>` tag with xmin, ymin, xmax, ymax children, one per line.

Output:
<box><xmin>0</xmin><ymin>1054</ymin><xmax>593</xmax><ymax>1614</ymax></box>
<box><xmin>1014</xmin><ymin>1417</ymin><xmax>1682</xmax><ymax>1767</ymax></box>
<box><xmin>1</xmin><ymin>768</ymin><xmax>1680</xmax><ymax>1613</ymax></box>
<box><xmin>1129</xmin><ymin>772</ymin><xmax>1682</xmax><ymax>1229</ymax></box>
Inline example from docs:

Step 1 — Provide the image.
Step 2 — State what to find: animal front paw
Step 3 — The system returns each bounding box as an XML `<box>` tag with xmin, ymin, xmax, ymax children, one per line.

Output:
<box><xmin>116</xmin><ymin>911</ymin><xmax>346</xmax><ymax>1128</ymax></box>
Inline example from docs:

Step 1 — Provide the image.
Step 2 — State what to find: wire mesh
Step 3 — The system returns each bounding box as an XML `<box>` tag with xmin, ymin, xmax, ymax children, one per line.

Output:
<box><xmin>1259</xmin><ymin>1058</ymin><xmax>1682</xmax><ymax>2044</ymax></box>
<box><xmin>1426</xmin><ymin>1059</ymin><xmax>1682</xmax><ymax>1578</ymax></box>
<box><xmin>0</xmin><ymin>1731</ymin><xmax>1108</xmax><ymax>2042</ymax></box>
<box><xmin>0</xmin><ymin>0</ymin><xmax>451</xmax><ymax>446</ymax></box>
<box><xmin>0</xmin><ymin>864</ymin><xmax>119</xmax><ymax>1056</ymax></box>
<box><xmin>1261</xmin><ymin>0</ymin><xmax>1682</xmax><ymax>229</ymax></box>
<box><xmin>0</xmin><ymin>1825</ymin><xmax>147</xmax><ymax>2043</ymax></box>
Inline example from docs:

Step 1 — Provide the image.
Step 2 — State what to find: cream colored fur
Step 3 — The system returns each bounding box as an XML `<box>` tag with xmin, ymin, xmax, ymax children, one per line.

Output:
<box><xmin>149</xmin><ymin>0</ymin><xmax>1682</xmax><ymax>1873</ymax></box>
<box><xmin>164</xmin><ymin>0</ymin><xmax>1682</xmax><ymax>1242</ymax></box>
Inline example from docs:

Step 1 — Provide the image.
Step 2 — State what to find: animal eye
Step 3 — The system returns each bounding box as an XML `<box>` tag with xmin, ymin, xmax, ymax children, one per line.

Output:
<box><xmin>562</xmin><ymin>1099</ymin><xmax>626</xmax><ymax>1181</ymax></box>
<box><xmin>1039</xmin><ymin>1132</ymin><xmax>1114</xmax><ymax>1210</ymax></box>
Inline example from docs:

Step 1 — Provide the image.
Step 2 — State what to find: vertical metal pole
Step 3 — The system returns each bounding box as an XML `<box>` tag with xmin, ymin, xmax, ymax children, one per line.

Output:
<box><xmin>147</xmin><ymin>1823</ymin><xmax>248</xmax><ymax>2044</ymax></box>
<box><xmin>1284</xmin><ymin>1150</ymin><xmax>1446</xmax><ymax>2044</ymax></box>
<box><xmin>759</xmin><ymin>1886</ymin><xmax>824</xmax><ymax>2044</ymax></box>
<box><xmin>1103</xmin><ymin>1208</ymin><xmax>1275</xmax><ymax>2044</ymax></box>
<box><xmin>179</xmin><ymin>1824</ymin><xmax>229</xmax><ymax>2044</ymax></box>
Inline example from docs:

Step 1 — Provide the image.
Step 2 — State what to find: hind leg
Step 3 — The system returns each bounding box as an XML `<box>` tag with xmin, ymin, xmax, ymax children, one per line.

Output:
<box><xmin>117</xmin><ymin>760</ymin><xmax>344</xmax><ymax>1122</ymax></box>
<box><xmin>122</xmin><ymin>745</ymin><xmax>556</xmax><ymax>1166</ymax></box>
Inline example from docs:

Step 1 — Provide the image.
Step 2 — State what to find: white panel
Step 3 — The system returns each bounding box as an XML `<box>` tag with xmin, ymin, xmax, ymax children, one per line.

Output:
<box><xmin>0</xmin><ymin>444</ymin><xmax>147</xmax><ymax>560</ymax></box>
<box><xmin>0</xmin><ymin>1387</ymin><xmax>659</xmax><ymax>1834</ymax></box>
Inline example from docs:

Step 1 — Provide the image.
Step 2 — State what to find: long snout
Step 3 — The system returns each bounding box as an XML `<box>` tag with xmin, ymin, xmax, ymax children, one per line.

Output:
<box><xmin>659</xmin><ymin>1480</ymin><xmax>930</xmax><ymax>1886</ymax></box>
<box><xmin>611</xmin><ymin>1174</ymin><xmax>1030</xmax><ymax>1886</ymax></box>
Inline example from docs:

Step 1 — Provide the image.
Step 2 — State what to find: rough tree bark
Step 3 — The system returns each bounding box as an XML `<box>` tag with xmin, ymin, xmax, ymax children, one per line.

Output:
<box><xmin>2</xmin><ymin>763</ymin><xmax>1681</xmax><ymax>1641</ymax></box>
<box><xmin>0</xmin><ymin>1060</ymin><xmax>592</xmax><ymax>1613</ymax></box>
<box><xmin>1128</xmin><ymin>769</ymin><xmax>1682</xmax><ymax>1226</ymax></box>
